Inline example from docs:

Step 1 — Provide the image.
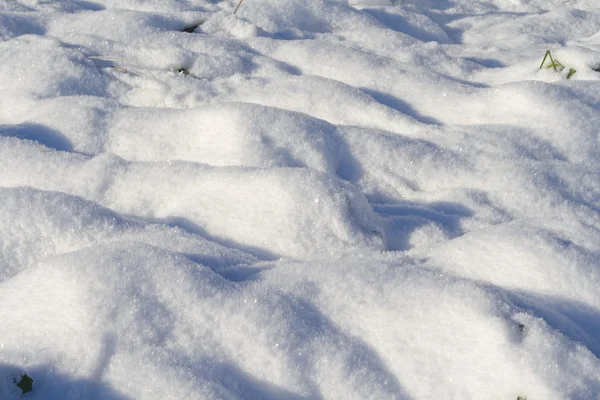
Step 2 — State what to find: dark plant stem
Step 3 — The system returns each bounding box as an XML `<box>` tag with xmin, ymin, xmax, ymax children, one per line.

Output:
<box><xmin>234</xmin><ymin>0</ymin><xmax>245</xmax><ymax>14</ymax></box>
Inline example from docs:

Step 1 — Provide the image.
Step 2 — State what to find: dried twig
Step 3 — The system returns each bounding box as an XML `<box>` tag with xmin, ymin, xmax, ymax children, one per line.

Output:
<box><xmin>234</xmin><ymin>0</ymin><xmax>245</xmax><ymax>14</ymax></box>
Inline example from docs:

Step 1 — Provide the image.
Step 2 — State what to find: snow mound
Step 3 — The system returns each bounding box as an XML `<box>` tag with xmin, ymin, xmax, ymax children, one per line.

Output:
<box><xmin>1</xmin><ymin>0</ymin><xmax>600</xmax><ymax>398</ymax></box>
<box><xmin>0</xmin><ymin>139</ymin><xmax>383</xmax><ymax>259</ymax></box>
<box><xmin>0</xmin><ymin>186</ymin><xmax>256</xmax><ymax>283</ymax></box>
<box><xmin>2</xmin><ymin>249</ymin><xmax>600</xmax><ymax>400</ymax></box>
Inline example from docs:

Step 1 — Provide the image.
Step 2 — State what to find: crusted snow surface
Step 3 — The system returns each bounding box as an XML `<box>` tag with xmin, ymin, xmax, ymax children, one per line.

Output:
<box><xmin>1</xmin><ymin>0</ymin><xmax>600</xmax><ymax>399</ymax></box>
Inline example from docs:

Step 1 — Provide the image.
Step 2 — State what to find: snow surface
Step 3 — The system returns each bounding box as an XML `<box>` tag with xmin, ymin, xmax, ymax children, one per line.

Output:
<box><xmin>1</xmin><ymin>0</ymin><xmax>600</xmax><ymax>399</ymax></box>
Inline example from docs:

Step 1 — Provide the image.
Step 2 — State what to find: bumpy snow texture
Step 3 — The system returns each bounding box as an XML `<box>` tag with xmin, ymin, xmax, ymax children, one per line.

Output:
<box><xmin>1</xmin><ymin>0</ymin><xmax>600</xmax><ymax>399</ymax></box>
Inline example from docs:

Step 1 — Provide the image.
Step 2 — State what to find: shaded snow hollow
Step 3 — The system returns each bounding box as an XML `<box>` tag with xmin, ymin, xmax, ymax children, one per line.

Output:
<box><xmin>1</xmin><ymin>0</ymin><xmax>600</xmax><ymax>399</ymax></box>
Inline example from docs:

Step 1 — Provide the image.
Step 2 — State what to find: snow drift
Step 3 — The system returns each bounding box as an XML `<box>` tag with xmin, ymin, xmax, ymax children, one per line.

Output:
<box><xmin>1</xmin><ymin>0</ymin><xmax>600</xmax><ymax>399</ymax></box>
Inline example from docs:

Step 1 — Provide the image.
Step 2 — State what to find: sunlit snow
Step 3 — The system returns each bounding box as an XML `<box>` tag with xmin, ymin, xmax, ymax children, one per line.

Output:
<box><xmin>1</xmin><ymin>0</ymin><xmax>600</xmax><ymax>399</ymax></box>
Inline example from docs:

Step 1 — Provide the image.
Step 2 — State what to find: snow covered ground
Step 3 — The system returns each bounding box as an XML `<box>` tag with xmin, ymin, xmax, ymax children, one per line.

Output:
<box><xmin>1</xmin><ymin>0</ymin><xmax>600</xmax><ymax>398</ymax></box>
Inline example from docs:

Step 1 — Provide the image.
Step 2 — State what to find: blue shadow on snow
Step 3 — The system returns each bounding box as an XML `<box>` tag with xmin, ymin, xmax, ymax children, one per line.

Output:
<box><xmin>360</xmin><ymin>88</ymin><xmax>443</xmax><ymax>125</ymax></box>
<box><xmin>373</xmin><ymin>201</ymin><xmax>474</xmax><ymax>251</ymax></box>
<box><xmin>0</xmin><ymin>363</ymin><xmax>129</xmax><ymax>400</ymax></box>
<box><xmin>0</xmin><ymin>123</ymin><xmax>73</xmax><ymax>152</ymax></box>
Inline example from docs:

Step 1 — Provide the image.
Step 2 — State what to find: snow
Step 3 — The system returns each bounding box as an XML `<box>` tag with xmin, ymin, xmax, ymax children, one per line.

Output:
<box><xmin>1</xmin><ymin>0</ymin><xmax>600</xmax><ymax>399</ymax></box>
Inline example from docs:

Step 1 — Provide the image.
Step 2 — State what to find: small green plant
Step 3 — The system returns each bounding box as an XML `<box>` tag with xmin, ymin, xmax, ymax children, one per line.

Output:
<box><xmin>539</xmin><ymin>50</ymin><xmax>564</xmax><ymax>72</ymax></box>
<box><xmin>15</xmin><ymin>373</ymin><xmax>34</xmax><ymax>394</ymax></box>
<box><xmin>538</xmin><ymin>50</ymin><xmax>576</xmax><ymax>79</ymax></box>
<box><xmin>112</xmin><ymin>65</ymin><xmax>129</xmax><ymax>74</ymax></box>
<box><xmin>517</xmin><ymin>396</ymin><xmax>527</xmax><ymax>400</ymax></box>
